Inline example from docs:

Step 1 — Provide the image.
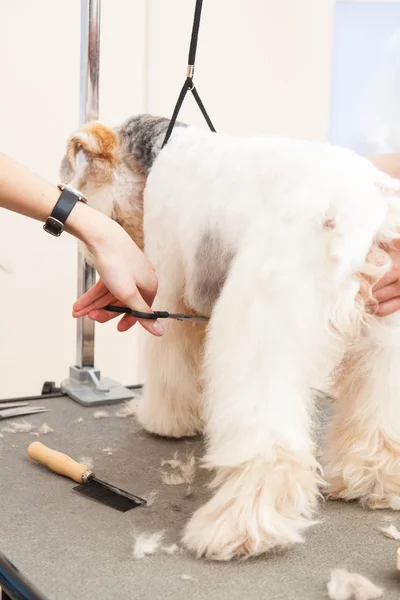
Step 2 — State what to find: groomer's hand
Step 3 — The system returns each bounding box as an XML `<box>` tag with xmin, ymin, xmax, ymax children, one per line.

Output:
<box><xmin>71</xmin><ymin>214</ymin><xmax>162</xmax><ymax>335</ymax></box>
<box><xmin>373</xmin><ymin>240</ymin><xmax>400</xmax><ymax>317</ymax></box>
<box><xmin>368</xmin><ymin>154</ymin><xmax>400</xmax><ymax>317</ymax></box>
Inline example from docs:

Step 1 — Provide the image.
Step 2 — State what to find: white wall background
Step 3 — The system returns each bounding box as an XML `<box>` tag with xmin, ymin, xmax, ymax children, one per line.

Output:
<box><xmin>0</xmin><ymin>0</ymin><xmax>335</xmax><ymax>398</ymax></box>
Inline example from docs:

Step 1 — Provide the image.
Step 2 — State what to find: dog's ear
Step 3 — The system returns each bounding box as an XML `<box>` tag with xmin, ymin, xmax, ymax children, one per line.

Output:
<box><xmin>59</xmin><ymin>121</ymin><xmax>119</xmax><ymax>182</ymax></box>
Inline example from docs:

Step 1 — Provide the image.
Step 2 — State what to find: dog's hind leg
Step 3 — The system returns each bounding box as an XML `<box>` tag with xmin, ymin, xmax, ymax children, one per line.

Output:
<box><xmin>324</xmin><ymin>180</ymin><xmax>400</xmax><ymax>509</ymax></box>
<box><xmin>325</xmin><ymin>311</ymin><xmax>400</xmax><ymax>509</ymax></box>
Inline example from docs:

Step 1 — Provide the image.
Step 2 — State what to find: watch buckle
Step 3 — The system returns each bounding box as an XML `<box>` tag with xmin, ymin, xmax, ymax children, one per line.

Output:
<box><xmin>43</xmin><ymin>216</ymin><xmax>64</xmax><ymax>237</ymax></box>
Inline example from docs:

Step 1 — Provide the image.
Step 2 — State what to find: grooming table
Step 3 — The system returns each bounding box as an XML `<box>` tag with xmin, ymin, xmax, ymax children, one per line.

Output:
<box><xmin>0</xmin><ymin>395</ymin><xmax>399</xmax><ymax>600</ymax></box>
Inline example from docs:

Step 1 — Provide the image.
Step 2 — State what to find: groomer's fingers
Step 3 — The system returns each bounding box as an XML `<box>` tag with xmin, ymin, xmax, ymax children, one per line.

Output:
<box><xmin>117</xmin><ymin>314</ymin><xmax>138</xmax><ymax>332</ymax></box>
<box><xmin>373</xmin><ymin>271</ymin><xmax>398</xmax><ymax>292</ymax></box>
<box><xmin>114</xmin><ymin>287</ymin><xmax>156</xmax><ymax>332</ymax></box>
<box><xmin>374</xmin><ymin>281</ymin><xmax>400</xmax><ymax>304</ymax></box>
<box><xmin>88</xmin><ymin>290</ymin><xmax>163</xmax><ymax>335</ymax></box>
<box><xmin>72</xmin><ymin>279</ymin><xmax>162</xmax><ymax>335</ymax></box>
<box><xmin>87</xmin><ymin>308</ymin><xmax>122</xmax><ymax>323</ymax></box>
<box><xmin>73</xmin><ymin>281</ymin><xmax>111</xmax><ymax>316</ymax></box>
<box><xmin>375</xmin><ymin>296</ymin><xmax>400</xmax><ymax>317</ymax></box>
<box><xmin>73</xmin><ymin>291</ymin><xmax>116</xmax><ymax>318</ymax></box>
<box><xmin>122</xmin><ymin>288</ymin><xmax>163</xmax><ymax>336</ymax></box>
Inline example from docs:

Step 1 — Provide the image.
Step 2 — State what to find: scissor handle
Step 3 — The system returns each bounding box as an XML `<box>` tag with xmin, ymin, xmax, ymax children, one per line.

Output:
<box><xmin>103</xmin><ymin>305</ymin><xmax>169</xmax><ymax>320</ymax></box>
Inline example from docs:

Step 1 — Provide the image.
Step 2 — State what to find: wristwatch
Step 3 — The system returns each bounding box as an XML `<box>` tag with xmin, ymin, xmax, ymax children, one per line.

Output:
<box><xmin>43</xmin><ymin>184</ymin><xmax>88</xmax><ymax>237</ymax></box>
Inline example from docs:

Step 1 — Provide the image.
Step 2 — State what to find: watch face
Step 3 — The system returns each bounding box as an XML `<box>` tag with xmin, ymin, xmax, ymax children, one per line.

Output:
<box><xmin>58</xmin><ymin>183</ymin><xmax>88</xmax><ymax>203</ymax></box>
<box><xmin>43</xmin><ymin>217</ymin><xmax>63</xmax><ymax>236</ymax></box>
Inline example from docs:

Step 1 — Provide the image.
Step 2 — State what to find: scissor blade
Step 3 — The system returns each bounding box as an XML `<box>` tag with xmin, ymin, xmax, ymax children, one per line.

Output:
<box><xmin>0</xmin><ymin>407</ymin><xmax>50</xmax><ymax>420</ymax></box>
<box><xmin>0</xmin><ymin>402</ymin><xmax>29</xmax><ymax>410</ymax></box>
<box><xmin>168</xmin><ymin>313</ymin><xmax>209</xmax><ymax>322</ymax></box>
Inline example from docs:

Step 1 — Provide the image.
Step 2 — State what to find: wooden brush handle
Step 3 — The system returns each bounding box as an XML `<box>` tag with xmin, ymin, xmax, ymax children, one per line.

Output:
<box><xmin>28</xmin><ymin>442</ymin><xmax>91</xmax><ymax>484</ymax></box>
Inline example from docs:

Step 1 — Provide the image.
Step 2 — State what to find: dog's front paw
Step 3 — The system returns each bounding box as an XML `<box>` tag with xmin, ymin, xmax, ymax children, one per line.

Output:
<box><xmin>182</xmin><ymin>499</ymin><xmax>300</xmax><ymax>561</ymax></box>
<box><xmin>137</xmin><ymin>395</ymin><xmax>202</xmax><ymax>438</ymax></box>
<box><xmin>182</xmin><ymin>457</ymin><xmax>319</xmax><ymax>560</ymax></box>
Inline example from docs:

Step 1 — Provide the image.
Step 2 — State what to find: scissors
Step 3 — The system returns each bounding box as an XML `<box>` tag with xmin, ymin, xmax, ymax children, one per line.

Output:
<box><xmin>103</xmin><ymin>305</ymin><xmax>209</xmax><ymax>323</ymax></box>
<box><xmin>0</xmin><ymin>402</ymin><xmax>50</xmax><ymax>421</ymax></box>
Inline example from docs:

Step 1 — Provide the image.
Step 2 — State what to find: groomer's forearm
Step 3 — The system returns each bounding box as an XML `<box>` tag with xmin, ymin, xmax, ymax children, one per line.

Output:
<box><xmin>0</xmin><ymin>152</ymin><xmax>105</xmax><ymax>245</ymax></box>
<box><xmin>369</xmin><ymin>153</ymin><xmax>400</xmax><ymax>179</ymax></box>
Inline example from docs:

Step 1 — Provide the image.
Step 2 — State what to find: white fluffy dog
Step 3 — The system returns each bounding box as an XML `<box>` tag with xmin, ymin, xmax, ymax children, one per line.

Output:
<box><xmin>60</xmin><ymin>115</ymin><xmax>400</xmax><ymax>561</ymax></box>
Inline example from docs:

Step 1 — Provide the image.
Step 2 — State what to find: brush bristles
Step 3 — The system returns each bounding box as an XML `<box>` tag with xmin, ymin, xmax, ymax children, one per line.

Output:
<box><xmin>73</xmin><ymin>480</ymin><xmax>142</xmax><ymax>512</ymax></box>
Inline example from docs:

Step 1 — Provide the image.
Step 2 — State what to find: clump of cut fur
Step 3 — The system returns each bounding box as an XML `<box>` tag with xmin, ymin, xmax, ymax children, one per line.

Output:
<box><xmin>327</xmin><ymin>569</ymin><xmax>383</xmax><ymax>600</ymax></box>
<box><xmin>162</xmin><ymin>472</ymin><xmax>186</xmax><ymax>486</ymax></box>
<box><xmin>161</xmin><ymin>452</ymin><xmax>196</xmax><ymax>486</ymax></box>
<box><xmin>380</xmin><ymin>524</ymin><xmax>400</xmax><ymax>539</ymax></box>
<box><xmin>180</xmin><ymin>455</ymin><xmax>196</xmax><ymax>484</ymax></box>
<box><xmin>2</xmin><ymin>421</ymin><xmax>35</xmax><ymax>434</ymax></box>
<box><xmin>162</xmin><ymin>544</ymin><xmax>179</xmax><ymax>555</ymax></box>
<box><xmin>161</xmin><ymin>451</ymin><xmax>182</xmax><ymax>469</ymax></box>
<box><xmin>116</xmin><ymin>398</ymin><xmax>138</xmax><ymax>418</ymax></box>
<box><xmin>38</xmin><ymin>423</ymin><xmax>54</xmax><ymax>435</ymax></box>
<box><xmin>132</xmin><ymin>530</ymin><xmax>164</xmax><ymax>559</ymax></box>
<box><xmin>93</xmin><ymin>410</ymin><xmax>110</xmax><ymax>419</ymax></box>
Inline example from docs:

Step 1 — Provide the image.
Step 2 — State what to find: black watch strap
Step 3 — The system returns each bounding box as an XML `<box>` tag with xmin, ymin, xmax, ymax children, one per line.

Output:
<box><xmin>43</xmin><ymin>185</ymin><xmax>88</xmax><ymax>237</ymax></box>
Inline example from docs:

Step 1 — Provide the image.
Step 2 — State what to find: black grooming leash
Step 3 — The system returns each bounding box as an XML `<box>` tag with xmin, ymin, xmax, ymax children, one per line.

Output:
<box><xmin>162</xmin><ymin>0</ymin><xmax>216</xmax><ymax>148</ymax></box>
<box><xmin>104</xmin><ymin>305</ymin><xmax>209</xmax><ymax>323</ymax></box>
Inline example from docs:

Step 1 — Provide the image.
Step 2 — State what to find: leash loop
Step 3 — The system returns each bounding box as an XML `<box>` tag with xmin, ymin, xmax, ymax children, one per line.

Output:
<box><xmin>162</xmin><ymin>0</ymin><xmax>216</xmax><ymax>148</ymax></box>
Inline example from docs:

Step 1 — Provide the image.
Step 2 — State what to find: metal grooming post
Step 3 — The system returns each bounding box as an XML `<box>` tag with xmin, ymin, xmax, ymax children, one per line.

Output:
<box><xmin>61</xmin><ymin>0</ymin><xmax>134</xmax><ymax>406</ymax></box>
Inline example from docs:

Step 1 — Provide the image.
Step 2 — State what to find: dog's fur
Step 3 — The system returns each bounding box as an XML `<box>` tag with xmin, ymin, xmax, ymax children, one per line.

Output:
<box><xmin>60</xmin><ymin>114</ymin><xmax>400</xmax><ymax>561</ymax></box>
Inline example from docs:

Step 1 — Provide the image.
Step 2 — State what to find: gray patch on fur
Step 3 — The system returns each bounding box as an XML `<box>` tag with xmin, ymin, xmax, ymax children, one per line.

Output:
<box><xmin>117</xmin><ymin>114</ymin><xmax>186</xmax><ymax>174</ymax></box>
<box><xmin>192</xmin><ymin>231</ymin><xmax>235</xmax><ymax>315</ymax></box>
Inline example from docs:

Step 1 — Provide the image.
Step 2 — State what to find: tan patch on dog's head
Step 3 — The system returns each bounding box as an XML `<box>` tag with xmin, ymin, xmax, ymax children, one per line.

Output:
<box><xmin>75</xmin><ymin>122</ymin><xmax>119</xmax><ymax>163</ymax></box>
<box><xmin>60</xmin><ymin>121</ymin><xmax>119</xmax><ymax>185</ymax></box>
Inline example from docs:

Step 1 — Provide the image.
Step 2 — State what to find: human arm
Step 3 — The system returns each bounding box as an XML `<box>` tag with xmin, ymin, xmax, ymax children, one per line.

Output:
<box><xmin>0</xmin><ymin>152</ymin><xmax>162</xmax><ymax>335</ymax></box>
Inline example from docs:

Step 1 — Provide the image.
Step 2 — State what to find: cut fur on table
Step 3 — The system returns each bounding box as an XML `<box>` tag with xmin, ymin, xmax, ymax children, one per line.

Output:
<box><xmin>327</xmin><ymin>569</ymin><xmax>383</xmax><ymax>600</ymax></box>
<box><xmin>162</xmin><ymin>544</ymin><xmax>179</xmax><ymax>555</ymax></box>
<box><xmin>380</xmin><ymin>524</ymin><xmax>400</xmax><ymax>539</ymax></box>
<box><xmin>180</xmin><ymin>456</ymin><xmax>196</xmax><ymax>484</ymax></box>
<box><xmin>115</xmin><ymin>398</ymin><xmax>138</xmax><ymax>418</ymax></box>
<box><xmin>161</xmin><ymin>451</ymin><xmax>182</xmax><ymax>469</ymax></box>
<box><xmin>161</xmin><ymin>452</ymin><xmax>196</xmax><ymax>486</ymax></box>
<box><xmin>2</xmin><ymin>421</ymin><xmax>35</xmax><ymax>434</ymax></box>
<box><xmin>93</xmin><ymin>410</ymin><xmax>110</xmax><ymax>419</ymax></box>
<box><xmin>132</xmin><ymin>530</ymin><xmax>164</xmax><ymax>560</ymax></box>
<box><xmin>161</xmin><ymin>472</ymin><xmax>186</xmax><ymax>486</ymax></box>
<box><xmin>38</xmin><ymin>423</ymin><xmax>54</xmax><ymax>435</ymax></box>
<box><xmin>60</xmin><ymin>113</ymin><xmax>400</xmax><ymax>561</ymax></box>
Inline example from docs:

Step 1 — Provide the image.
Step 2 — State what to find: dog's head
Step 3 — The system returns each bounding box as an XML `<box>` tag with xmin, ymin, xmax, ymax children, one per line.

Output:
<box><xmin>59</xmin><ymin>120</ymin><xmax>146</xmax><ymax>249</ymax></box>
